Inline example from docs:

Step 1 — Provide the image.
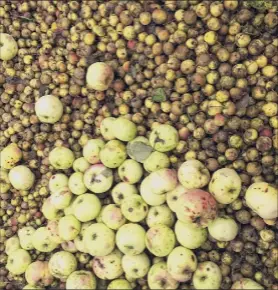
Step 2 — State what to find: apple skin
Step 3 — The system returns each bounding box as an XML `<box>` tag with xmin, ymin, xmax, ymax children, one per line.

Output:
<box><xmin>208</xmin><ymin>216</ymin><xmax>238</xmax><ymax>241</ymax></box>
<box><xmin>178</xmin><ymin>160</ymin><xmax>210</xmax><ymax>189</ymax></box>
<box><xmin>116</xmin><ymin>223</ymin><xmax>146</xmax><ymax>255</ymax></box>
<box><xmin>122</xmin><ymin>252</ymin><xmax>150</xmax><ymax>279</ymax></box>
<box><xmin>231</xmin><ymin>278</ymin><xmax>264</xmax><ymax>289</ymax></box>
<box><xmin>193</xmin><ymin>261</ymin><xmax>222</xmax><ymax>289</ymax></box>
<box><xmin>167</xmin><ymin>246</ymin><xmax>197</xmax><ymax>282</ymax></box>
<box><xmin>6</xmin><ymin>249</ymin><xmax>31</xmax><ymax>275</ymax></box>
<box><xmin>66</xmin><ymin>270</ymin><xmax>97</xmax><ymax>290</ymax></box>
<box><xmin>146</xmin><ymin>204</ymin><xmax>175</xmax><ymax>228</ymax></box>
<box><xmin>209</xmin><ymin>168</ymin><xmax>242</xmax><ymax>204</ymax></box>
<box><xmin>92</xmin><ymin>249</ymin><xmax>123</xmax><ymax>280</ymax></box>
<box><xmin>176</xmin><ymin>189</ymin><xmax>218</xmax><ymax>228</ymax></box>
<box><xmin>25</xmin><ymin>261</ymin><xmax>53</xmax><ymax>287</ymax></box>
<box><xmin>175</xmin><ymin>220</ymin><xmax>208</xmax><ymax>249</ymax></box>
<box><xmin>148</xmin><ymin>262</ymin><xmax>179</xmax><ymax>289</ymax></box>
<box><xmin>82</xmin><ymin>139</ymin><xmax>105</xmax><ymax>164</ymax></box>
<box><xmin>145</xmin><ymin>224</ymin><xmax>176</xmax><ymax>257</ymax></box>
<box><xmin>0</xmin><ymin>143</ymin><xmax>22</xmax><ymax>169</ymax></box>
<box><xmin>107</xmin><ymin>279</ymin><xmax>132</xmax><ymax>290</ymax></box>
<box><xmin>245</xmin><ymin>182</ymin><xmax>278</xmax><ymax>219</ymax></box>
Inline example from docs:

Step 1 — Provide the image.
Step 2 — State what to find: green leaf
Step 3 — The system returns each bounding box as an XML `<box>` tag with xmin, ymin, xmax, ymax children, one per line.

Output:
<box><xmin>152</xmin><ymin>88</ymin><xmax>167</xmax><ymax>103</ymax></box>
<box><xmin>127</xmin><ymin>141</ymin><xmax>153</xmax><ymax>163</ymax></box>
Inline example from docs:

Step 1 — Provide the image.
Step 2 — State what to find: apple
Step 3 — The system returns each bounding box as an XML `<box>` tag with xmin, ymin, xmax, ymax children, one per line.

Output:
<box><xmin>8</xmin><ymin>165</ymin><xmax>35</xmax><ymax>190</ymax></box>
<box><xmin>111</xmin><ymin>182</ymin><xmax>138</xmax><ymax>205</ymax></box>
<box><xmin>58</xmin><ymin>215</ymin><xmax>81</xmax><ymax>241</ymax></box>
<box><xmin>50</xmin><ymin>187</ymin><xmax>72</xmax><ymax>209</ymax></box>
<box><xmin>143</xmin><ymin>151</ymin><xmax>170</xmax><ymax>173</ymax></box>
<box><xmin>166</xmin><ymin>184</ymin><xmax>189</xmax><ymax>212</ymax></box>
<box><xmin>192</xmin><ymin>261</ymin><xmax>222</xmax><ymax>289</ymax></box>
<box><xmin>48</xmin><ymin>173</ymin><xmax>68</xmax><ymax>193</ymax></box>
<box><xmin>107</xmin><ymin>279</ymin><xmax>132</xmax><ymax>289</ymax></box>
<box><xmin>178</xmin><ymin>160</ymin><xmax>210</xmax><ymax>189</ymax></box>
<box><xmin>112</xmin><ymin>117</ymin><xmax>137</xmax><ymax>142</ymax></box>
<box><xmin>100</xmin><ymin>204</ymin><xmax>126</xmax><ymax>230</ymax></box>
<box><xmin>18</xmin><ymin>226</ymin><xmax>35</xmax><ymax>250</ymax></box>
<box><xmin>118</xmin><ymin>159</ymin><xmax>143</xmax><ymax>184</ymax></box>
<box><xmin>175</xmin><ymin>220</ymin><xmax>208</xmax><ymax>249</ymax></box>
<box><xmin>6</xmin><ymin>249</ymin><xmax>31</xmax><ymax>275</ymax></box>
<box><xmin>121</xmin><ymin>195</ymin><xmax>148</xmax><ymax>222</ymax></box>
<box><xmin>72</xmin><ymin>157</ymin><xmax>90</xmax><ymax>173</ymax></box>
<box><xmin>146</xmin><ymin>205</ymin><xmax>175</xmax><ymax>228</ymax></box>
<box><xmin>145</xmin><ymin>225</ymin><xmax>176</xmax><ymax>257</ymax></box>
<box><xmin>231</xmin><ymin>278</ymin><xmax>264</xmax><ymax>289</ymax></box>
<box><xmin>100</xmin><ymin>117</ymin><xmax>117</xmax><ymax>140</ymax></box>
<box><xmin>5</xmin><ymin>236</ymin><xmax>21</xmax><ymax>255</ymax></box>
<box><xmin>116</xmin><ymin>223</ymin><xmax>146</xmax><ymax>255</ymax></box>
<box><xmin>140</xmin><ymin>177</ymin><xmax>166</xmax><ymax>206</ymax></box>
<box><xmin>0</xmin><ymin>33</ymin><xmax>18</xmax><ymax>61</ymax></box>
<box><xmin>32</xmin><ymin>227</ymin><xmax>58</xmax><ymax>252</ymax></box>
<box><xmin>208</xmin><ymin>216</ymin><xmax>238</xmax><ymax>241</ymax></box>
<box><xmin>209</xmin><ymin>168</ymin><xmax>242</xmax><ymax>204</ymax></box>
<box><xmin>25</xmin><ymin>261</ymin><xmax>53</xmax><ymax>287</ymax></box>
<box><xmin>82</xmin><ymin>139</ymin><xmax>105</xmax><ymax>164</ymax></box>
<box><xmin>68</xmin><ymin>172</ymin><xmax>87</xmax><ymax>195</ymax></box>
<box><xmin>0</xmin><ymin>143</ymin><xmax>22</xmax><ymax>169</ymax></box>
<box><xmin>49</xmin><ymin>146</ymin><xmax>75</xmax><ymax>170</ymax></box>
<box><xmin>122</xmin><ymin>253</ymin><xmax>150</xmax><ymax>279</ymax></box>
<box><xmin>167</xmin><ymin>246</ymin><xmax>197</xmax><ymax>282</ymax></box>
<box><xmin>66</xmin><ymin>270</ymin><xmax>97</xmax><ymax>289</ymax></box>
<box><xmin>0</xmin><ymin>169</ymin><xmax>11</xmax><ymax>194</ymax></box>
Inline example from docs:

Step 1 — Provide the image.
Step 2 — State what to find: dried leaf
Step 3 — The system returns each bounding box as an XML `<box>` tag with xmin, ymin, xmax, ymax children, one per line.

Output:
<box><xmin>152</xmin><ymin>88</ymin><xmax>167</xmax><ymax>103</ymax></box>
<box><xmin>127</xmin><ymin>141</ymin><xmax>153</xmax><ymax>163</ymax></box>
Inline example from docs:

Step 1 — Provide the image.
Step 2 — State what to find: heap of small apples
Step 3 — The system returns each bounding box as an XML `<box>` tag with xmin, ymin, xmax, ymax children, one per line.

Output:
<box><xmin>2</xmin><ymin>114</ymin><xmax>277</xmax><ymax>290</ymax></box>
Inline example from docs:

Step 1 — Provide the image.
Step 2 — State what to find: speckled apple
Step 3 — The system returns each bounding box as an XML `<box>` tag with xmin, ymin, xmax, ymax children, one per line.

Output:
<box><xmin>176</xmin><ymin>189</ymin><xmax>218</xmax><ymax>228</ymax></box>
<box><xmin>42</xmin><ymin>197</ymin><xmax>63</xmax><ymax>220</ymax></box>
<box><xmin>32</xmin><ymin>227</ymin><xmax>58</xmax><ymax>252</ymax></box>
<box><xmin>48</xmin><ymin>173</ymin><xmax>68</xmax><ymax>193</ymax></box>
<box><xmin>82</xmin><ymin>139</ymin><xmax>105</xmax><ymax>164</ymax></box>
<box><xmin>83</xmin><ymin>223</ymin><xmax>115</xmax><ymax>256</ymax></box>
<box><xmin>112</xmin><ymin>117</ymin><xmax>137</xmax><ymax>142</ymax></box>
<box><xmin>166</xmin><ymin>183</ymin><xmax>189</xmax><ymax>212</ymax></box>
<box><xmin>18</xmin><ymin>226</ymin><xmax>35</xmax><ymax>250</ymax></box>
<box><xmin>83</xmin><ymin>164</ymin><xmax>113</xmax><ymax>194</ymax></box>
<box><xmin>146</xmin><ymin>205</ymin><xmax>175</xmax><ymax>228</ymax></box>
<box><xmin>167</xmin><ymin>246</ymin><xmax>197</xmax><ymax>282</ymax></box>
<box><xmin>111</xmin><ymin>182</ymin><xmax>138</xmax><ymax>205</ymax></box>
<box><xmin>175</xmin><ymin>220</ymin><xmax>208</xmax><ymax>249</ymax></box>
<box><xmin>145</xmin><ymin>225</ymin><xmax>176</xmax><ymax>257</ymax></box>
<box><xmin>25</xmin><ymin>261</ymin><xmax>53</xmax><ymax>287</ymax></box>
<box><xmin>68</xmin><ymin>172</ymin><xmax>87</xmax><ymax>195</ymax></box>
<box><xmin>72</xmin><ymin>193</ymin><xmax>101</xmax><ymax>222</ymax></box>
<box><xmin>116</xmin><ymin>223</ymin><xmax>146</xmax><ymax>255</ymax></box>
<box><xmin>5</xmin><ymin>236</ymin><xmax>21</xmax><ymax>256</ymax></box>
<box><xmin>148</xmin><ymin>262</ymin><xmax>179</xmax><ymax>290</ymax></box>
<box><xmin>66</xmin><ymin>270</ymin><xmax>97</xmax><ymax>290</ymax></box>
<box><xmin>140</xmin><ymin>177</ymin><xmax>166</xmax><ymax>206</ymax></box>
<box><xmin>49</xmin><ymin>146</ymin><xmax>75</xmax><ymax>170</ymax></box>
<box><xmin>209</xmin><ymin>168</ymin><xmax>242</xmax><ymax>204</ymax></box>
<box><xmin>100</xmin><ymin>204</ymin><xmax>126</xmax><ymax>230</ymax></box>
<box><xmin>100</xmin><ymin>117</ymin><xmax>117</xmax><ymax>140</ymax></box>
<box><xmin>0</xmin><ymin>169</ymin><xmax>11</xmax><ymax>194</ymax></box>
<box><xmin>143</xmin><ymin>151</ymin><xmax>170</xmax><ymax>173</ymax></box>
<box><xmin>6</xmin><ymin>249</ymin><xmax>31</xmax><ymax>275</ymax></box>
<box><xmin>0</xmin><ymin>143</ymin><xmax>22</xmax><ymax>169</ymax></box>
<box><xmin>121</xmin><ymin>195</ymin><xmax>148</xmax><ymax>222</ymax></box>
<box><xmin>72</xmin><ymin>157</ymin><xmax>90</xmax><ymax>173</ymax></box>
<box><xmin>92</xmin><ymin>249</ymin><xmax>123</xmax><ymax>280</ymax></box>
<box><xmin>122</xmin><ymin>253</ymin><xmax>150</xmax><ymax>279</ymax></box>
<box><xmin>178</xmin><ymin>160</ymin><xmax>210</xmax><ymax>189</ymax></box>
<box><xmin>99</xmin><ymin>140</ymin><xmax>127</xmax><ymax>168</ymax></box>
<box><xmin>48</xmin><ymin>251</ymin><xmax>77</xmax><ymax>281</ymax></box>
<box><xmin>118</xmin><ymin>159</ymin><xmax>143</xmax><ymax>184</ymax></box>
<box><xmin>50</xmin><ymin>187</ymin><xmax>73</xmax><ymax>210</ymax></box>
<box><xmin>193</xmin><ymin>261</ymin><xmax>222</xmax><ymax>289</ymax></box>
<box><xmin>58</xmin><ymin>215</ymin><xmax>81</xmax><ymax>241</ymax></box>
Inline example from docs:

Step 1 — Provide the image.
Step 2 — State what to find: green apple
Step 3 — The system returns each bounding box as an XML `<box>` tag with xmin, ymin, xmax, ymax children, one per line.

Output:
<box><xmin>49</xmin><ymin>146</ymin><xmax>75</xmax><ymax>170</ymax></box>
<box><xmin>121</xmin><ymin>195</ymin><xmax>148</xmax><ymax>222</ymax></box>
<box><xmin>112</xmin><ymin>117</ymin><xmax>137</xmax><ymax>142</ymax></box>
<box><xmin>100</xmin><ymin>140</ymin><xmax>127</xmax><ymax>168</ymax></box>
<box><xmin>46</xmin><ymin>220</ymin><xmax>64</xmax><ymax>244</ymax></box>
<box><xmin>83</xmin><ymin>164</ymin><xmax>113</xmax><ymax>193</ymax></box>
<box><xmin>245</xmin><ymin>182</ymin><xmax>278</xmax><ymax>219</ymax></box>
<box><xmin>8</xmin><ymin>165</ymin><xmax>35</xmax><ymax>190</ymax></box>
<box><xmin>146</xmin><ymin>168</ymin><xmax>178</xmax><ymax>195</ymax></box>
<box><xmin>100</xmin><ymin>117</ymin><xmax>117</xmax><ymax>140</ymax></box>
<box><xmin>145</xmin><ymin>225</ymin><xmax>176</xmax><ymax>257</ymax></box>
<box><xmin>167</xmin><ymin>246</ymin><xmax>197</xmax><ymax>282</ymax></box>
<box><xmin>231</xmin><ymin>278</ymin><xmax>264</xmax><ymax>289</ymax></box>
<box><xmin>0</xmin><ymin>33</ymin><xmax>18</xmax><ymax>61</ymax></box>
<box><xmin>68</xmin><ymin>172</ymin><xmax>87</xmax><ymax>195</ymax></box>
<box><xmin>6</xmin><ymin>249</ymin><xmax>31</xmax><ymax>275</ymax></box>
<box><xmin>48</xmin><ymin>173</ymin><xmax>68</xmax><ymax>193</ymax></box>
<box><xmin>32</xmin><ymin>227</ymin><xmax>58</xmax><ymax>252</ymax></box>
<box><xmin>118</xmin><ymin>159</ymin><xmax>143</xmax><ymax>184</ymax></box>
<box><xmin>140</xmin><ymin>177</ymin><xmax>166</xmax><ymax>206</ymax></box>
<box><xmin>122</xmin><ymin>253</ymin><xmax>150</xmax><ymax>279</ymax></box>
<box><xmin>149</xmin><ymin>124</ymin><xmax>179</xmax><ymax>152</ymax></box>
<box><xmin>166</xmin><ymin>183</ymin><xmax>189</xmax><ymax>212</ymax></box>
<box><xmin>42</xmin><ymin>197</ymin><xmax>63</xmax><ymax>220</ymax></box>
<box><xmin>72</xmin><ymin>193</ymin><xmax>101</xmax><ymax>222</ymax></box>
<box><xmin>35</xmin><ymin>95</ymin><xmax>63</xmax><ymax>124</ymax></box>
<box><xmin>193</xmin><ymin>261</ymin><xmax>222</xmax><ymax>289</ymax></box>
<box><xmin>146</xmin><ymin>205</ymin><xmax>175</xmax><ymax>228</ymax></box>
<box><xmin>48</xmin><ymin>251</ymin><xmax>77</xmax><ymax>280</ymax></box>
<box><xmin>58</xmin><ymin>215</ymin><xmax>81</xmax><ymax>241</ymax></box>
<box><xmin>100</xmin><ymin>204</ymin><xmax>126</xmax><ymax>230</ymax></box>
<box><xmin>127</xmin><ymin>136</ymin><xmax>153</xmax><ymax>163</ymax></box>
<box><xmin>143</xmin><ymin>151</ymin><xmax>170</xmax><ymax>172</ymax></box>
<box><xmin>178</xmin><ymin>160</ymin><xmax>210</xmax><ymax>189</ymax></box>
<box><xmin>82</xmin><ymin>139</ymin><xmax>105</xmax><ymax>164</ymax></box>
<box><xmin>73</xmin><ymin>222</ymin><xmax>94</xmax><ymax>253</ymax></box>
<box><xmin>175</xmin><ymin>220</ymin><xmax>207</xmax><ymax>249</ymax></box>
<box><xmin>0</xmin><ymin>143</ymin><xmax>22</xmax><ymax>169</ymax></box>
<box><xmin>0</xmin><ymin>169</ymin><xmax>11</xmax><ymax>194</ymax></box>
<box><xmin>18</xmin><ymin>226</ymin><xmax>35</xmax><ymax>250</ymax></box>
<box><xmin>50</xmin><ymin>187</ymin><xmax>72</xmax><ymax>209</ymax></box>
<box><xmin>66</xmin><ymin>270</ymin><xmax>97</xmax><ymax>289</ymax></box>
<box><xmin>72</xmin><ymin>157</ymin><xmax>90</xmax><ymax>173</ymax></box>
<box><xmin>86</xmin><ymin>62</ymin><xmax>114</xmax><ymax>91</ymax></box>
<box><xmin>25</xmin><ymin>261</ymin><xmax>53</xmax><ymax>287</ymax></box>
<box><xmin>208</xmin><ymin>216</ymin><xmax>238</xmax><ymax>241</ymax></box>
<box><xmin>83</xmin><ymin>223</ymin><xmax>115</xmax><ymax>256</ymax></box>
<box><xmin>111</xmin><ymin>182</ymin><xmax>138</xmax><ymax>205</ymax></box>
<box><xmin>92</xmin><ymin>249</ymin><xmax>123</xmax><ymax>280</ymax></box>
<box><xmin>148</xmin><ymin>262</ymin><xmax>179</xmax><ymax>289</ymax></box>
<box><xmin>61</xmin><ymin>241</ymin><xmax>78</xmax><ymax>253</ymax></box>
<box><xmin>116</xmin><ymin>223</ymin><xmax>146</xmax><ymax>255</ymax></box>
<box><xmin>107</xmin><ymin>279</ymin><xmax>132</xmax><ymax>289</ymax></box>
<box><xmin>209</xmin><ymin>168</ymin><xmax>242</xmax><ymax>204</ymax></box>
<box><xmin>5</xmin><ymin>236</ymin><xmax>21</xmax><ymax>255</ymax></box>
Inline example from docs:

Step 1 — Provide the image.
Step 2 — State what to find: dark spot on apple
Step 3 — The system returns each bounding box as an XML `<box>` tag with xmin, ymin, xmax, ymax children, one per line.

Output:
<box><xmin>92</xmin><ymin>233</ymin><xmax>97</xmax><ymax>240</ymax></box>
<box><xmin>118</xmin><ymin>193</ymin><xmax>124</xmax><ymax>200</ymax></box>
<box><xmin>128</xmin><ymin>208</ymin><xmax>133</xmax><ymax>212</ymax></box>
